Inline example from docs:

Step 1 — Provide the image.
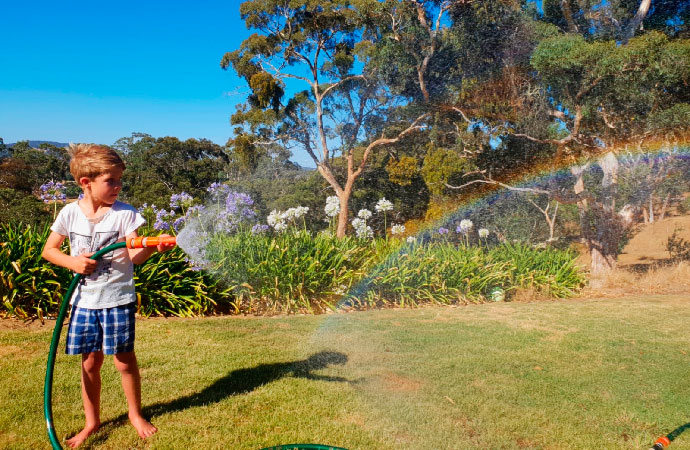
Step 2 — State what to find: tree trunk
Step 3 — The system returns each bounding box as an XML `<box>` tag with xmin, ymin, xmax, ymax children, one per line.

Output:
<box><xmin>575</xmin><ymin>153</ymin><xmax>627</xmax><ymax>282</ymax></box>
<box><xmin>648</xmin><ymin>194</ymin><xmax>654</xmax><ymax>223</ymax></box>
<box><xmin>659</xmin><ymin>193</ymin><xmax>671</xmax><ymax>221</ymax></box>
<box><xmin>335</xmin><ymin>181</ymin><xmax>354</xmax><ymax>238</ymax></box>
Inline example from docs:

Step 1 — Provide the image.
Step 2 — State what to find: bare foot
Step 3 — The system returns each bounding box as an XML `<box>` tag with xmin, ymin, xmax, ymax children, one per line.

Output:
<box><xmin>129</xmin><ymin>414</ymin><xmax>157</xmax><ymax>439</ymax></box>
<box><xmin>65</xmin><ymin>423</ymin><xmax>100</xmax><ymax>448</ymax></box>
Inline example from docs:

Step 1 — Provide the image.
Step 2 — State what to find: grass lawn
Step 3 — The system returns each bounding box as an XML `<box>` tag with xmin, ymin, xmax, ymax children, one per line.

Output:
<box><xmin>2</xmin><ymin>294</ymin><xmax>690</xmax><ymax>449</ymax></box>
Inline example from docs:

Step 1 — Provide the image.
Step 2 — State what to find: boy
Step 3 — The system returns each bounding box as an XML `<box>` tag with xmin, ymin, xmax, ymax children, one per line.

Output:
<box><xmin>42</xmin><ymin>143</ymin><xmax>174</xmax><ymax>448</ymax></box>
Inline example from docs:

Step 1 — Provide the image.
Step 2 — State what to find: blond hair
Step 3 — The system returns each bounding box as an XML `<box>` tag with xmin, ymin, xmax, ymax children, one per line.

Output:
<box><xmin>68</xmin><ymin>143</ymin><xmax>125</xmax><ymax>182</ymax></box>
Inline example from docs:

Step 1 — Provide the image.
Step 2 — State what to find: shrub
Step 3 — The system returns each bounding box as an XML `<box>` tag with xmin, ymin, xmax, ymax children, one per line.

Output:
<box><xmin>346</xmin><ymin>242</ymin><xmax>585</xmax><ymax>308</ymax></box>
<box><xmin>488</xmin><ymin>242</ymin><xmax>586</xmax><ymax>298</ymax></box>
<box><xmin>353</xmin><ymin>243</ymin><xmax>514</xmax><ymax>307</ymax></box>
<box><xmin>0</xmin><ymin>222</ymin><xmax>230</xmax><ymax>319</ymax></box>
<box><xmin>667</xmin><ymin>230</ymin><xmax>690</xmax><ymax>262</ymax></box>
<box><xmin>0</xmin><ymin>223</ymin><xmax>69</xmax><ymax>319</ymax></box>
<box><xmin>0</xmin><ymin>188</ymin><xmax>52</xmax><ymax>228</ymax></box>
<box><xmin>134</xmin><ymin>248</ymin><xmax>231</xmax><ymax>317</ymax></box>
<box><xmin>205</xmin><ymin>230</ymin><xmax>379</xmax><ymax>313</ymax></box>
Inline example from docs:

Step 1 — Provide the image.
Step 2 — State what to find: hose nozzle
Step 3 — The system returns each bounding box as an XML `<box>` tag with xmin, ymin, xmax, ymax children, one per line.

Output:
<box><xmin>126</xmin><ymin>236</ymin><xmax>177</xmax><ymax>249</ymax></box>
<box><xmin>651</xmin><ymin>436</ymin><xmax>671</xmax><ymax>450</ymax></box>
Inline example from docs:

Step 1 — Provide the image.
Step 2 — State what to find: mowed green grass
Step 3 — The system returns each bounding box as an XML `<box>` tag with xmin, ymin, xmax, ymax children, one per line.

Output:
<box><xmin>2</xmin><ymin>294</ymin><xmax>690</xmax><ymax>449</ymax></box>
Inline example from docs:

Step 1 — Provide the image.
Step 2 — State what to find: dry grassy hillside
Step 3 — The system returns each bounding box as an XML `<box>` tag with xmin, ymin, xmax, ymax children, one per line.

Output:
<box><xmin>583</xmin><ymin>214</ymin><xmax>690</xmax><ymax>296</ymax></box>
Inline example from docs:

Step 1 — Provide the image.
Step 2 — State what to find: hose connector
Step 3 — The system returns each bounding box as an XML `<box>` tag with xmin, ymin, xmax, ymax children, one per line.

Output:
<box><xmin>126</xmin><ymin>236</ymin><xmax>177</xmax><ymax>249</ymax></box>
<box><xmin>651</xmin><ymin>436</ymin><xmax>671</xmax><ymax>450</ymax></box>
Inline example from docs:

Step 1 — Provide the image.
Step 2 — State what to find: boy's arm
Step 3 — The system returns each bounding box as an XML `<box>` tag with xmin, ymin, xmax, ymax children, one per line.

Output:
<box><xmin>126</xmin><ymin>230</ymin><xmax>175</xmax><ymax>265</ymax></box>
<box><xmin>42</xmin><ymin>231</ymin><xmax>98</xmax><ymax>275</ymax></box>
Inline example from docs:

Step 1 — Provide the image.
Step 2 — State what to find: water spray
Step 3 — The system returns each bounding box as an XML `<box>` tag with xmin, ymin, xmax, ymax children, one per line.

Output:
<box><xmin>44</xmin><ymin>236</ymin><xmax>176</xmax><ymax>450</ymax></box>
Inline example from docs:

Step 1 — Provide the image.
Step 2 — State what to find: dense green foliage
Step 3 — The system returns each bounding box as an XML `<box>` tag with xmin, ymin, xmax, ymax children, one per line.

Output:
<box><xmin>1</xmin><ymin>221</ymin><xmax>585</xmax><ymax>319</ymax></box>
<box><xmin>0</xmin><ymin>223</ymin><xmax>68</xmax><ymax>319</ymax></box>
<box><xmin>0</xmin><ymin>188</ymin><xmax>52</xmax><ymax>228</ymax></box>
<box><xmin>353</xmin><ymin>241</ymin><xmax>584</xmax><ymax>307</ymax></box>
<box><xmin>206</xmin><ymin>230</ymin><xmax>383</xmax><ymax>313</ymax></box>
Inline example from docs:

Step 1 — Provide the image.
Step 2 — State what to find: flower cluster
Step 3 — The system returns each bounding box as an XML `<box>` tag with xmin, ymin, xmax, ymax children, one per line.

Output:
<box><xmin>375</xmin><ymin>197</ymin><xmax>393</xmax><ymax>213</ymax></box>
<box><xmin>352</xmin><ymin>207</ymin><xmax>375</xmax><ymax>239</ymax></box>
<box><xmin>251</xmin><ymin>224</ymin><xmax>270</xmax><ymax>234</ymax></box>
<box><xmin>207</xmin><ymin>182</ymin><xmax>231</xmax><ymax>201</ymax></box>
<box><xmin>39</xmin><ymin>181</ymin><xmax>67</xmax><ymax>203</ymax></box>
<box><xmin>267</xmin><ymin>205</ymin><xmax>309</xmax><ymax>233</ymax></box>
<box><xmin>169</xmin><ymin>192</ymin><xmax>194</xmax><ymax>210</ymax></box>
<box><xmin>153</xmin><ymin>208</ymin><xmax>175</xmax><ymax>231</ymax></box>
<box><xmin>457</xmin><ymin>219</ymin><xmax>473</xmax><ymax>234</ymax></box>
<box><xmin>357</xmin><ymin>209</ymin><xmax>372</xmax><ymax>220</ymax></box>
<box><xmin>215</xmin><ymin>191</ymin><xmax>256</xmax><ymax>233</ymax></box>
<box><xmin>324</xmin><ymin>196</ymin><xmax>340</xmax><ymax>218</ymax></box>
<box><xmin>351</xmin><ymin>217</ymin><xmax>373</xmax><ymax>239</ymax></box>
<box><xmin>391</xmin><ymin>224</ymin><xmax>405</xmax><ymax>235</ymax></box>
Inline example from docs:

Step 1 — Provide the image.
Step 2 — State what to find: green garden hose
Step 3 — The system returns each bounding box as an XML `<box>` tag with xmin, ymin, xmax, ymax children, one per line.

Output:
<box><xmin>44</xmin><ymin>242</ymin><xmax>126</xmax><ymax>450</ymax></box>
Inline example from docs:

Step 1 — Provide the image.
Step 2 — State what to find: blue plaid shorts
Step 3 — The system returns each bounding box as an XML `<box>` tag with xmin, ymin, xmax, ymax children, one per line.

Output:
<box><xmin>66</xmin><ymin>303</ymin><xmax>136</xmax><ymax>355</ymax></box>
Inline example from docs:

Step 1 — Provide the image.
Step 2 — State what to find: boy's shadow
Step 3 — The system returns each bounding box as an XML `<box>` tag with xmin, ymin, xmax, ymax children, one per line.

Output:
<box><xmin>92</xmin><ymin>351</ymin><xmax>351</xmax><ymax>441</ymax></box>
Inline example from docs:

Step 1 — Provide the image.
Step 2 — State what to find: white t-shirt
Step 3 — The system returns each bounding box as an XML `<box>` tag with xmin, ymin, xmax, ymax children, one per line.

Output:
<box><xmin>51</xmin><ymin>200</ymin><xmax>146</xmax><ymax>309</ymax></box>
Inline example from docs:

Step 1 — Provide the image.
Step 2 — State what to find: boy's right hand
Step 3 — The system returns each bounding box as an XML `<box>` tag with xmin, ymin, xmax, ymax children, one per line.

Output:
<box><xmin>71</xmin><ymin>253</ymin><xmax>97</xmax><ymax>275</ymax></box>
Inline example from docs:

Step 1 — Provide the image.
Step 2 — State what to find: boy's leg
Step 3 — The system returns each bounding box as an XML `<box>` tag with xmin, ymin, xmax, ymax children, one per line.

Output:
<box><xmin>104</xmin><ymin>304</ymin><xmax>156</xmax><ymax>439</ymax></box>
<box><xmin>65</xmin><ymin>306</ymin><xmax>104</xmax><ymax>448</ymax></box>
<box><xmin>66</xmin><ymin>351</ymin><xmax>104</xmax><ymax>448</ymax></box>
<box><xmin>113</xmin><ymin>351</ymin><xmax>157</xmax><ymax>439</ymax></box>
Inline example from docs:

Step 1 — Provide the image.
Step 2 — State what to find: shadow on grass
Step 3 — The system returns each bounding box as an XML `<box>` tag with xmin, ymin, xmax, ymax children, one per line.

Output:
<box><xmin>86</xmin><ymin>351</ymin><xmax>351</xmax><ymax>445</ymax></box>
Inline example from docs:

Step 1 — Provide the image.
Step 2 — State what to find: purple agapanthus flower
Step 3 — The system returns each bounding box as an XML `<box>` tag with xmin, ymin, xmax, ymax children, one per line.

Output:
<box><xmin>39</xmin><ymin>181</ymin><xmax>67</xmax><ymax>203</ymax></box>
<box><xmin>207</xmin><ymin>182</ymin><xmax>231</xmax><ymax>200</ymax></box>
<box><xmin>438</xmin><ymin>227</ymin><xmax>449</xmax><ymax>235</ymax></box>
<box><xmin>225</xmin><ymin>191</ymin><xmax>256</xmax><ymax>220</ymax></box>
<box><xmin>173</xmin><ymin>216</ymin><xmax>186</xmax><ymax>232</ymax></box>
<box><xmin>170</xmin><ymin>192</ymin><xmax>193</xmax><ymax>210</ymax></box>
<box><xmin>251</xmin><ymin>224</ymin><xmax>270</xmax><ymax>234</ymax></box>
<box><xmin>154</xmin><ymin>208</ymin><xmax>175</xmax><ymax>231</ymax></box>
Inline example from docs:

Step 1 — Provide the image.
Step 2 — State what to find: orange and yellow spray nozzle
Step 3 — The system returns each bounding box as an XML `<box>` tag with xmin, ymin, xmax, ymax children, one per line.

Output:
<box><xmin>126</xmin><ymin>236</ymin><xmax>177</xmax><ymax>249</ymax></box>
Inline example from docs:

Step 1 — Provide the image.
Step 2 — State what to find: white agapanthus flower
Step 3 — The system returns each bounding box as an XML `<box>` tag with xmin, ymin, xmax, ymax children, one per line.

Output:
<box><xmin>351</xmin><ymin>216</ymin><xmax>373</xmax><ymax>239</ymax></box>
<box><xmin>351</xmin><ymin>217</ymin><xmax>366</xmax><ymax>229</ymax></box>
<box><xmin>406</xmin><ymin>236</ymin><xmax>416</xmax><ymax>244</ymax></box>
<box><xmin>267</xmin><ymin>209</ymin><xmax>282</xmax><ymax>227</ymax></box>
<box><xmin>325</xmin><ymin>196</ymin><xmax>340</xmax><ymax>217</ymax></box>
<box><xmin>267</xmin><ymin>209</ymin><xmax>288</xmax><ymax>231</ymax></box>
<box><xmin>478</xmin><ymin>228</ymin><xmax>490</xmax><ymax>238</ymax></box>
<box><xmin>295</xmin><ymin>206</ymin><xmax>309</xmax><ymax>218</ymax></box>
<box><xmin>283</xmin><ymin>208</ymin><xmax>297</xmax><ymax>221</ymax></box>
<box><xmin>459</xmin><ymin>219</ymin><xmax>474</xmax><ymax>233</ymax></box>
<box><xmin>375</xmin><ymin>197</ymin><xmax>393</xmax><ymax>212</ymax></box>
<box><xmin>357</xmin><ymin>209</ymin><xmax>372</xmax><ymax>220</ymax></box>
<box><xmin>355</xmin><ymin>225</ymin><xmax>374</xmax><ymax>239</ymax></box>
<box><xmin>391</xmin><ymin>224</ymin><xmax>405</xmax><ymax>235</ymax></box>
<box><xmin>283</xmin><ymin>206</ymin><xmax>309</xmax><ymax>222</ymax></box>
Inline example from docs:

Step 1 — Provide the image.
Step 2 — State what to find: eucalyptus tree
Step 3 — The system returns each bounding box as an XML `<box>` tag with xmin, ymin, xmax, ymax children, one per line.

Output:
<box><xmin>540</xmin><ymin>0</ymin><xmax>690</xmax><ymax>42</ymax></box>
<box><xmin>442</xmin><ymin>25</ymin><xmax>690</xmax><ymax>276</ymax></box>
<box><xmin>222</xmin><ymin>0</ymin><xmax>436</xmax><ymax>237</ymax></box>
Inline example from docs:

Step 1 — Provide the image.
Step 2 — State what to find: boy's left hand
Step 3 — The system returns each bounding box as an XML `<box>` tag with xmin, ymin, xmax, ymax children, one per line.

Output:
<box><xmin>157</xmin><ymin>234</ymin><xmax>176</xmax><ymax>253</ymax></box>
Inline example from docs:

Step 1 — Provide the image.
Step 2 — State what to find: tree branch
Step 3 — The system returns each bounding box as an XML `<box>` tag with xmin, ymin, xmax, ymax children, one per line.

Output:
<box><xmin>622</xmin><ymin>0</ymin><xmax>651</xmax><ymax>44</ymax></box>
<box><xmin>351</xmin><ymin>113</ymin><xmax>429</xmax><ymax>178</ymax></box>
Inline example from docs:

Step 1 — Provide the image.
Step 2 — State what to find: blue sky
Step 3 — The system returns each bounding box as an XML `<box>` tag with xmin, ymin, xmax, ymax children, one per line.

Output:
<box><xmin>0</xmin><ymin>1</ymin><xmax>314</xmax><ymax>167</ymax></box>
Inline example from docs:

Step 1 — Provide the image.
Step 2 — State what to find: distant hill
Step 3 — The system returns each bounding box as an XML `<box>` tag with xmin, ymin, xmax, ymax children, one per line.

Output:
<box><xmin>5</xmin><ymin>140</ymin><xmax>69</xmax><ymax>149</ymax></box>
